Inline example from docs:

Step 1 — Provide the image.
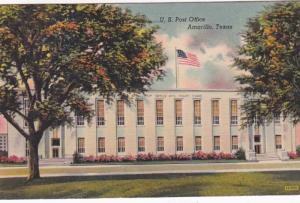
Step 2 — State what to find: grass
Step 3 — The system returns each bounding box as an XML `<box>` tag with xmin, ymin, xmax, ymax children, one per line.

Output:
<box><xmin>0</xmin><ymin>164</ymin><xmax>26</xmax><ymax>167</ymax></box>
<box><xmin>0</xmin><ymin>171</ymin><xmax>300</xmax><ymax>198</ymax></box>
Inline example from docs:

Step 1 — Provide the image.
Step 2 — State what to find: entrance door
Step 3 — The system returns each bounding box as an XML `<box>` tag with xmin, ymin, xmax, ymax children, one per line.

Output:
<box><xmin>254</xmin><ymin>135</ymin><xmax>262</xmax><ymax>154</ymax></box>
<box><xmin>52</xmin><ymin>148</ymin><xmax>59</xmax><ymax>158</ymax></box>
<box><xmin>254</xmin><ymin>144</ymin><xmax>261</xmax><ymax>154</ymax></box>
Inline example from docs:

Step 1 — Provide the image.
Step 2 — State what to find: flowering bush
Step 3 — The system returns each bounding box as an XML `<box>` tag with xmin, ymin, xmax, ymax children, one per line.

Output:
<box><xmin>83</xmin><ymin>155</ymin><xmax>96</xmax><ymax>163</ymax></box>
<box><xmin>288</xmin><ymin>152</ymin><xmax>298</xmax><ymax>159</ymax></box>
<box><xmin>77</xmin><ymin>151</ymin><xmax>237</xmax><ymax>164</ymax></box>
<box><xmin>95</xmin><ymin>155</ymin><xmax>121</xmax><ymax>162</ymax></box>
<box><xmin>157</xmin><ymin>153</ymin><xmax>172</xmax><ymax>161</ymax></box>
<box><xmin>136</xmin><ymin>153</ymin><xmax>156</xmax><ymax>161</ymax></box>
<box><xmin>122</xmin><ymin>155</ymin><xmax>136</xmax><ymax>162</ymax></box>
<box><xmin>0</xmin><ymin>155</ymin><xmax>26</xmax><ymax>164</ymax></box>
<box><xmin>175</xmin><ymin>153</ymin><xmax>193</xmax><ymax>160</ymax></box>
<box><xmin>192</xmin><ymin>151</ymin><xmax>208</xmax><ymax>160</ymax></box>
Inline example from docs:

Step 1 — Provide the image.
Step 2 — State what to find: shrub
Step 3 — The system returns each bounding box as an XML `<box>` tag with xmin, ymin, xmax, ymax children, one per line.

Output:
<box><xmin>235</xmin><ymin>148</ymin><xmax>246</xmax><ymax>160</ymax></box>
<box><xmin>136</xmin><ymin>153</ymin><xmax>155</xmax><ymax>161</ymax></box>
<box><xmin>0</xmin><ymin>155</ymin><xmax>26</xmax><ymax>164</ymax></box>
<box><xmin>219</xmin><ymin>152</ymin><xmax>236</xmax><ymax>160</ymax></box>
<box><xmin>78</xmin><ymin>151</ymin><xmax>238</xmax><ymax>164</ymax></box>
<box><xmin>157</xmin><ymin>153</ymin><xmax>172</xmax><ymax>161</ymax></box>
<box><xmin>207</xmin><ymin>152</ymin><xmax>220</xmax><ymax>160</ymax></box>
<box><xmin>122</xmin><ymin>155</ymin><xmax>136</xmax><ymax>162</ymax></box>
<box><xmin>296</xmin><ymin>146</ymin><xmax>300</xmax><ymax>156</ymax></box>
<box><xmin>73</xmin><ymin>152</ymin><xmax>83</xmax><ymax>163</ymax></box>
<box><xmin>0</xmin><ymin>156</ymin><xmax>8</xmax><ymax>163</ymax></box>
<box><xmin>83</xmin><ymin>155</ymin><xmax>95</xmax><ymax>163</ymax></box>
<box><xmin>176</xmin><ymin>153</ymin><xmax>193</xmax><ymax>160</ymax></box>
<box><xmin>288</xmin><ymin>152</ymin><xmax>298</xmax><ymax>159</ymax></box>
<box><xmin>192</xmin><ymin>151</ymin><xmax>208</xmax><ymax>160</ymax></box>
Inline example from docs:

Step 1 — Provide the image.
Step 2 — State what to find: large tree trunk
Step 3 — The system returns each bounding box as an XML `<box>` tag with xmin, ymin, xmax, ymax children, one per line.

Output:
<box><xmin>27</xmin><ymin>139</ymin><xmax>40</xmax><ymax>181</ymax></box>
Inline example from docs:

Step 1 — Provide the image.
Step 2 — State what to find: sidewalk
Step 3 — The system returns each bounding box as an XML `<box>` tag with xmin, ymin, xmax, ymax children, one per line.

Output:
<box><xmin>1</xmin><ymin>160</ymin><xmax>300</xmax><ymax>178</ymax></box>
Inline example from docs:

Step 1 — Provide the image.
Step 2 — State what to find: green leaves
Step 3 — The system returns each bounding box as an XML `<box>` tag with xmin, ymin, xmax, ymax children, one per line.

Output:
<box><xmin>0</xmin><ymin>4</ymin><xmax>167</xmax><ymax>137</ymax></box>
<box><xmin>235</xmin><ymin>2</ymin><xmax>300</xmax><ymax>126</ymax></box>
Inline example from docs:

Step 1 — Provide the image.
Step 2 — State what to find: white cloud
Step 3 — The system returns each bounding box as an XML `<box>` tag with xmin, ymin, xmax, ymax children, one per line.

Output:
<box><xmin>153</xmin><ymin>33</ymin><xmax>242</xmax><ymax>89</ymax></box>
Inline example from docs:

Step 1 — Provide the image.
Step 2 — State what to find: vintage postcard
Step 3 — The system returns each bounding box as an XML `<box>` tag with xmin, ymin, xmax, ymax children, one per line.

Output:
<box><xmin>0</xmin><ymin>0</ymin><xmax>300</xmax><ymax>201</ymax></box>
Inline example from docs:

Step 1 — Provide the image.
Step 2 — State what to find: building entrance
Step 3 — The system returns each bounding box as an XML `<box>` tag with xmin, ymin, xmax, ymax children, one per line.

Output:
<box><xmin>254</xmin><ymin>135</ymin><xmax>262</xmax><ymax>154</ymax></box>
<box><xmin>254</xmin><ymin>144</ymin><xmax>261</xmax><ymax>154</ymax></box>
<box><xmin>52</xmin><ymin>148</ymin><xmax>59</xmax><ymax>158</ymax></box>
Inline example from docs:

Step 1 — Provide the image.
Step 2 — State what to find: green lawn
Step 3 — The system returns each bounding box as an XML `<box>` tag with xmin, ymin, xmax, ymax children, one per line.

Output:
<box><xmin>0</xmin><ymin>171</ymin><xmax>300</xmax><ymax>198</ymax></box>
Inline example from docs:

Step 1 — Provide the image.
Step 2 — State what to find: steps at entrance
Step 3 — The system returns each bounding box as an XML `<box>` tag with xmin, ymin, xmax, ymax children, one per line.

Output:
<box><xmin>256</xmin><ymin>153</ymin><xmax>280</xmax><ymax>161</ymax></box>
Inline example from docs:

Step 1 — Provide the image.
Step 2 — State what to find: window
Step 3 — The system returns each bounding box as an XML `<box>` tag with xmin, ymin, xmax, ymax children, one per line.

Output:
<box><xmin>137</xmin><ymin>100</ymin><xmax>144</xmax><ymax>125</ymax></box>
<box><xmin>51</xmin><ymin>138</ymin><xmax>60</xmax><ymax>146</ymax></box>
<box><xmin>230</xmin><ymin>100</ymin><xmax>238</xmax><ymax>125</ymax></box>
<box><xmin>195</xmin><ymin>136</ymin><xmax>202</xmax><ymax>151</ymax></box>
<box><xmin>194</xmin><ymin>100</ymin><xmax>201</xmax><ymax>125</ymax></box>
<box><xmin>98</xmin><ymin>137</ymin><xmax>105</xmax><ymax>153</ymax></box>
<box><xmin>23</xmin><ymin>98</ymin><xmax>29</xmax><ymax>127</ymax></box>
<box><xmin>117</xmin><ymin>100</ymin><xmax>125</xmax><ymax>126</ymax></box>
<box><xmin>231</xmin><ymin>135</ymin><xmax>238</xmax><ymax>150</ymax></box>
<box><xmin>77</xmin><ymin>138</ymin><xmax>85</xmax><ymax>153</ymax></box>
<box><xmin>175</xmin><ymin>100</ymin><xmax>183</xmax><ymax>125</ymax></box>
<box><xmin>213</xmin><ymin>136</ymin><xmax>220</xmax><ymax>151</ymax></box>
<box><xmin>212</xmin><ymin>100</ymin><xmax>220</xmax><ymax>124</ymax></box>
<box><xmin>275</xmin><ymin>135</ymin><xmax>282</xmax><ymax>149</ymax></box>
<box><xmin>274</xmin><ymin>114</ymin><xmax>281</xmax><ymax>124</ymax></box>
<box><xmin>75</xmin><ymin>112</ymin><xmax>84</xmax><ymax>126</ymax></box>
<box><xmin>53</xmin><ymin>128</ymin><xmax>59</xmax><ymax>138</ymax></box>
<box><xmin>96</xmin><ymin>100</ymin><xmax>105</xmax><ymax>126</ymax></box>
<box><xmin>176</xmin><ymin>136</ymin><xmax>183</xmax><ymax>151</ymax></box>
<box><xmin>118</xmin><ymin>137</ymin><xmax>125</xmax><ymax>152</ymax></box>
<box><xmin>254</xmin><ymin>125</ymin><xmax>260</xmax><ymax>135</ymax></box>
<box><xmin>254</xmin><ymin>135</ymin><xmax>261</xmax><ymax>142</ymax></box>
<box><xmin>156</xmin><ymin>100</ymin><xmax>164</xmax><ymax>125</ymax></box>
<box><xmin>0</xmin><ymin>134</ymin><xmax>7</xmax><ymax>152</ymax></box>
<box><xmin>138</xmin><ymin>137</ymin><xmax>145</xmax><ymax>152</ymax></box>
<box><xmin>157</xmin><ymin>137</ymin><xmax>164</xmax><ymax>151</ymax></box>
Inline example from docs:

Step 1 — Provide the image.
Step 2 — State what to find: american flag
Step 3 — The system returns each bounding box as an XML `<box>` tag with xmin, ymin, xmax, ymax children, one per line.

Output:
<box><xmin>176</xmin><ymin>49</ymin><xmax>200</xmax><ymax>67</ymax></box>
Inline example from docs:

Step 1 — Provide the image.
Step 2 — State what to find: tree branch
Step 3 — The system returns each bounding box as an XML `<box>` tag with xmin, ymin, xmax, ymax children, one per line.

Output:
<box><xmin>2</xmin><ymin>112</ymin><xmax>29</xmax><ymax>139</ymax></box>
<box><xmin>15</xmin><ymin>56</ymin><xmax>33</xmax><ymax>102</ymax></box>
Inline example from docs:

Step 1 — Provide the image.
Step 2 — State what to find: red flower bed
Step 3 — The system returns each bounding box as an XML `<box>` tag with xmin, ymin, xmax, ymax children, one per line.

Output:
<box><xmin>78</xmin><ymin>151</ymin><xmax>237</xmax><ymax>163</ymax></box>
<box><xmin>288</xmin><ymin>152</ymin><xmax>298</xmax><ymax>159</ymax></box>
<box><xmin>192</xmin><ymin>151</ymin><xmax>208</xmax><ymax>160</ymax></box>
<box><xmin>0</xmin><ymin>155</ymin><xmax>27</xmax><ymax>164</ymax></box>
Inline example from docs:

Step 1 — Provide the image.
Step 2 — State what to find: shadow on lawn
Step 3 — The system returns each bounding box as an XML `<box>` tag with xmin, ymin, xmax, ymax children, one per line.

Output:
<box><xmin>0</xmin><ymin>173</ymin><xmax>214</xmax><ymax>190</ymax></box>
<box><xmin>266</xmin><ymin>171</ymin><xmax>300</xmax><ymax>182</ymax></box>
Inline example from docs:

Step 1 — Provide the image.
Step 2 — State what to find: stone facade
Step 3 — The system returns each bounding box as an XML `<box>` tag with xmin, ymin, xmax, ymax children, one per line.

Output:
<box><xmin>4</xmin><ymin>89</ymin><xmax>298</xmax><ymax>160</ymax></box>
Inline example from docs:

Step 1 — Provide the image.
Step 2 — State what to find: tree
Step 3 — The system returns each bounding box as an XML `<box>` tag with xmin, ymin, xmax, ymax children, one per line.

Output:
<box><xmin>0</xmin><ymin>5</ymin><xmax>166</xmax><ymax>180</ymax></box>
<box><xmin>234</xmin><ymin>2</ymin><xmax>300</xmax><ymax>127</ymax></box>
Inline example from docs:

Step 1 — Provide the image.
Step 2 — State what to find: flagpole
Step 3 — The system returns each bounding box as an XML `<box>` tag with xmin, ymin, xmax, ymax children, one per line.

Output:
<box><xmin>175</xmin><ymin>47</ymin><xmax>178</xmax><ymax>89</ymax></box>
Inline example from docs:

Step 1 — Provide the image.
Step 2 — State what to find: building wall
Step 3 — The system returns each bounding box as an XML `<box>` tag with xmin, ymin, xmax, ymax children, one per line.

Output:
<box><xmin>4</xmin><ymin>89</ymin><xmax>297</xmax><ymax>158</ymax></box>
<box><xmin>295</xmin><ymin>124</ymin><xmax>300</xmax><ymax>147</ymax></box>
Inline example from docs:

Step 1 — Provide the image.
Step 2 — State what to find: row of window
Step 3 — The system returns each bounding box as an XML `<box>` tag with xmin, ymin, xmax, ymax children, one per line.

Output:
<box><xmin>76</xmin><ymin>136</ymin><xmax>239</xmax><ymax>154</ymax></box>
<box><xmin>253</xmin><ymin>134</ymin><xmax>282</xmax><ymax>149</ymax></box>
<box><xmin>75</xmin><ymin>99</ymin><xmax>240</xmax><ymax>126</ymax></box>
<box><xmin>22</xmin><ymin>98</ymin><xmax>281</xmax><ymax>129</ymax></box>
<box><xmin>0</xmin><ymin>134</ymin><xmax>7</xmax><ymax>152</ymax></box>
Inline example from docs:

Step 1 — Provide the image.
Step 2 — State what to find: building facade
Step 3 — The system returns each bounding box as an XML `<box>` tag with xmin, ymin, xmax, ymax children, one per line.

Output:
<box><xmin>2</xmin><ymin>89</ymin><xmax>298</xmax><ymax>160</ymax></box>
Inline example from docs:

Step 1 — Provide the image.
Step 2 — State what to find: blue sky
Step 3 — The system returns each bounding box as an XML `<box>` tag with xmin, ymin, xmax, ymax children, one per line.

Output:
<box><xmin>120</xmin><ymin>2</ymin><xmax>274</xmax><ymax>89</ymax></box>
